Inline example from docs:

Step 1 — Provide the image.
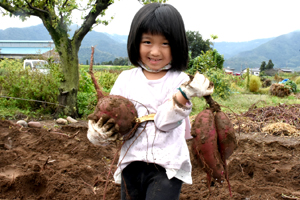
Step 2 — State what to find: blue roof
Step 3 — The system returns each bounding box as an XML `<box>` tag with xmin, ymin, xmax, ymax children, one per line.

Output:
<box><xmin>0</xmin><ymin>47</ymin><xmax>52</xmax><ymax>54</ymax></box>
<box><xmin>0</xmin><ymin>40</ymin><xmax>53</xmax><ymax>43</ymax></box>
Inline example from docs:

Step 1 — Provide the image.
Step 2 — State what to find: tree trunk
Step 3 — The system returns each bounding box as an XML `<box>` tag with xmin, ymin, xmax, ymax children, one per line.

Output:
<box><xmin>53</xmin><ymin>37</ymin><xmax>80</xmax><ymax>118</ymax></box>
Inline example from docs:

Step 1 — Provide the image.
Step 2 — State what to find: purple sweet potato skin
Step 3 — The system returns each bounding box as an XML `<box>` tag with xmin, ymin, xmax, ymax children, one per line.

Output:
<box><xmin>88</xmin><ymin>95</ymin><xmax>138</xmax><ymax>135</ymax></box>
<box><xmin>215</xmin><ymin>111</ymin><xmax>237</xmax><ymax>160</ymax></box>
<box><xmin>191</xmin><ymin>109</ymin><xmax>224</xmax><ymax>183</ymax></box>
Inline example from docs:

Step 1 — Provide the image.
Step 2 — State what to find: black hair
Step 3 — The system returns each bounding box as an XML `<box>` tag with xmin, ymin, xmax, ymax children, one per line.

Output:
<box><xmin>127</xmin><ymin>3</ymin><xmax>188</xmax><ymax>71</ymax></box>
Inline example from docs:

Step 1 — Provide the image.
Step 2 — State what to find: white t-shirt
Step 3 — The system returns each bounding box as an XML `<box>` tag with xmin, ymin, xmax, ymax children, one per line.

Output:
<box><xmin>110</xmin><ymin>67</ymin><xmax>193</xmax><ymax>184</ymax></box>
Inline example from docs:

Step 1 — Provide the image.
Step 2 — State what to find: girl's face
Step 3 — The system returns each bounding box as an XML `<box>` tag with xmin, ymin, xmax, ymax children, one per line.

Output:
<box><xmin>139</xmin><ymin>33</ymin><xmax>172</xmax><ymax>72</ymax></box>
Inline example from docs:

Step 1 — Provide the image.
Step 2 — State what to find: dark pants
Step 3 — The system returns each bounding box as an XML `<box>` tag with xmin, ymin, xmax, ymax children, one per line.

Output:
<box><xmin>121</xmin><ymin>161</ymin><xmax>183</xmax><ymax>200</ymax></box>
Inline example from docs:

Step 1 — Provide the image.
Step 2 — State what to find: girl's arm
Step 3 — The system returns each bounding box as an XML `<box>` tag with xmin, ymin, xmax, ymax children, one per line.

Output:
<box><xmin>175</xmin><ymin>90</ymin><xmax>189</xmax><ymax>105</ymax></box>
<box><xmin>154</xmin><ymin>72</ymin><xmax>192</xmax><ymax>132</ymax></box>
<box><xmin>154</xmin><ymin>72</ymin><xmax>213</xmax><ymax>132</ymax></box>
<box><xmin>154</xmin><ymin>93</ymin><xmax>192</xmax><ymax>132</ymax></box>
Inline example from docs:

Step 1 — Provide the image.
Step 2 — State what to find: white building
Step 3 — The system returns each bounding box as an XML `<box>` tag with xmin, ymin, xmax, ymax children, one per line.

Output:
<box><xmin>224</xmin><ymin>67</ymin><xmax>235</xmax><ymax>74</ymax></box>
<box><xmin>242</xmin><ymin>68</ymin><xmax>260</xmax><ymax>76</ymax></box>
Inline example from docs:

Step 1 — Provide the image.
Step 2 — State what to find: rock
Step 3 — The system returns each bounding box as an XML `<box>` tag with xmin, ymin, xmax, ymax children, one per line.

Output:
<box><xmin>28</xmin><ymin>121</ymin><xmax>42</xmax><ymax>128</ymax></box>
<box><xmin>67</xmin><ymin>116</ymin><xmax>78</xmax><ymax>123</ymax></box>
<box><xmin>56</xmin><ymin>118</ymin><xmax>68</xmax><ymax>125</ymax></box>
<box><xmin>16</xmin><ymin>120</ymin><xmax>28</xmax><ymax>127</ymax></box>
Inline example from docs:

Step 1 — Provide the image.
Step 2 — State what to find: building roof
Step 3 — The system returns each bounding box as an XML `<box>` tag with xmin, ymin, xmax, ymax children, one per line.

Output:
<box><xmin>0</xmin><ymin>47</ymin><xmax>52</xmax><ymax>54</ymax></box>
<box><xmin>242</xmin><ymin>68</ymin><xmax>260</xmax><ymax>72</ymax></box>
<box><xmin>0</xmin><ymin>40</ymin><xmax>54</xmax><ymax>56</ymax></box>
<box><xmin>224</xmin><ymin>69</ymin><xmax>234</xmax><ymax>73</ymax></box>
<box><xmin>0</xmin><ymin>40</ymin><xmax>53</xmax><ymax>43</ymax></box>
<box><xmin>279</xmin><ymin>69</ymin><xmax>293</xmax><ymax>72</ymax></box>
<box><xmin>251</xmin><ymin>68</ymin><xmax>260</xmax><ymax>72</ymax></box>
<box><xmin>225</xmin><ymin>67</ymin><xmax>235</xmax><ymax>71</ymax></box>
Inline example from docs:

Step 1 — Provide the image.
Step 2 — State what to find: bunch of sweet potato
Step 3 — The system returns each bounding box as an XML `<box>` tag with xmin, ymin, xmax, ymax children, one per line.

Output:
<box><xmin>88</xmin><ymin>47</ymin><xmax>138</xmax><ymax>137</ymax></box>
<box><xmin>191</xmin><ymin>95</ymin><xmax>237</xmax><ymax>196</ymax></box>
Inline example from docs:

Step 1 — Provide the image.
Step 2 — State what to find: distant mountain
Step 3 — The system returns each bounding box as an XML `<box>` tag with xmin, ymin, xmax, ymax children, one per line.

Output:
<box><xmin>79</xmin><ymin>47</ymin><xmax>116</xmax><ymax>64</ymax></box>
<box><xmin>103</xmin><ymin>33</ymin><xmax>128</xmax><ymax>43</ymax></box>
<box><xmin>0</xmin><ymin>24</ymin><xmax>127</xmax><ymax>64</ymax></box>
<box><xmin>2</xmin><ymin>24</ymin><xmax>299</xmax><ymax>70</ymax></box>
<box><xmin>213</xmin><ymin>38</ymin><xmax>274</xmax><ymax>59</ymax></box>
<box><xmin>223</xmin><ymin>31</ymin><xmax>300</xmax><ymax>71</ymax></box>
<box><xmin>0</xmin><ymin>25</ymin><xmax>51</xmax><ymax>40</ymax></box>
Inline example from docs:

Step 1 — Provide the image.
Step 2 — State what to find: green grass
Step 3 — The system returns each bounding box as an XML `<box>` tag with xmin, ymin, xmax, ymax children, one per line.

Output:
<box><xmin>80</xmin><ymin>65</ymin><xmax>132</xmax><ymax>71</ymax></box>
<box><xmin>0</xmin><ymin>98</ymin><xmax>56</xmax><ymax>120</ymax></box>
<box><xmin>0</xmin><ymin>106</ymin><xmax>23</xmax><ymax>120</ymax></box>
<box><xmin>1</xmin><ymin>63</ymin><xmax>300</xmax><ymax>120</ymax></box>
<box><xmin>191</xmin><ymin>93</ymin><xmax>300</xmax><ymax>116</ymax></box>
<box><xmin>0</xmin><ymin>100</ymin><xmax>33</xmax><ymax>120</ymax></box>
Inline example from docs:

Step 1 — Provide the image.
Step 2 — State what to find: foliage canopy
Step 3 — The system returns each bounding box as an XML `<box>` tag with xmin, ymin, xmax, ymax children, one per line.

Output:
<box><xmin>260</xmin><ymin>61</ymin><xmax>266</xmax><ymax>71</ymax></box>
<box><xmin>186</xmin><ymin>31</ymin><xmax>212</xmax><ymax>59</ymax></box>
<box><xmin>186</xmin><ymin>49</ymin><xmax>224</xmax><ymax>75</ymax></box>
<box><xmin>266</xmin><ymin>59</ymin><xmax>274</xmax><ymax>70</ymax></box>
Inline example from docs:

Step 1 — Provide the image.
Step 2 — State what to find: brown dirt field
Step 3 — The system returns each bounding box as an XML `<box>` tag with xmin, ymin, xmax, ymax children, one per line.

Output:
<box><xmin>0</xmin><ymin>119</ymin><xmax>300</xmax><ymax>200</ymax></box>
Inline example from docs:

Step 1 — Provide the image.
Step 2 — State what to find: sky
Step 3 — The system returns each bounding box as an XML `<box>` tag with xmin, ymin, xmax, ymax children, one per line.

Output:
<box><xmin>1</xmin><ymin>0</ymin><xmax>300</xmax><ymax>42</ymax></box>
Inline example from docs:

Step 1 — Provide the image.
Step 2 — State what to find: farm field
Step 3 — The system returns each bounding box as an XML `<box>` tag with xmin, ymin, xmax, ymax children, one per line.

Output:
<box><xmin>1</xmin><ymin>59</ymin><xmax>300</xmax><ymax>199</ymax></box>
<box><xmin>0</xmin><ymin>103</ymin><xmax>300</xmax><ymax>199</ymax></box>
<box><xmin>79</xmin><ymin>65</ymin><xmax>131</xmax><ymax>71</ymax></box>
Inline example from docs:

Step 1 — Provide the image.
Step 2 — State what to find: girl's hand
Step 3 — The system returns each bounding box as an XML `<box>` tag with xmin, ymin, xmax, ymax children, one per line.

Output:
<box><xmin>87</xmin><ymin>115</ymin><xmax>119</xmax><ymax>145</ymax></box>
<box><xmin>179</xmin><ymin>72</ymin><xmax>214</xmax><ymax>99</ymax></box>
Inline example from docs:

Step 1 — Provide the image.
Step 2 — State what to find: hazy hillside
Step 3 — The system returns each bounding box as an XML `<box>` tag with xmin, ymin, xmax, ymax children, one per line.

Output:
<box><xmin>80</xmin><ymin>31</ymin><xmax>127</xmax><ymax>57</ymax></box>
<box><xmin>0</xmin><ymin>25</ymin><xmax>51</xmax><ymax>40</ymax></box>
<box><xmin>0</xmin><ymin>24</ymin><xmax>127</xmax><ymax>63</ymax></box>
<box><xmin>224</xmin><ymin>31</ymin><xmax>300</xmax><ymax>71</ymax></box>
<box><xmin>2</xmin><ymin>24</ymin><xmax>299</xmax><ymax>69</ymax></box>
<box><xmin>213</xmin><ymin>38</ymin><xmax>273</xmax><ymax>59</ymax></box>
<box><xmin>103</xmin><ymin>33</ymin><xmax>127</xmax><ymax>43</ymax></box>
<box><xmin>79</xmin><ymin>47</ymin><xmax>116</xmax><ymax>64</ymax></box>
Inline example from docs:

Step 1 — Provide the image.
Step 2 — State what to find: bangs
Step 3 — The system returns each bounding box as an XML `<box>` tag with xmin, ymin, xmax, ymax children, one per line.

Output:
<box><xmin>138</xmin><ymin>6</ymin><xmax>174</xmax><ymax>40</ymax></box>
<box><xmin>139</xmin><ymin>13</ymin><xmax>169</xmax><ymax>37</ymax></box>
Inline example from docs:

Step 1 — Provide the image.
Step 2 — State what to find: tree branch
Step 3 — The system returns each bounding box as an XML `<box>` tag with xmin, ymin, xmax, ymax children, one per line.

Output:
<box><xmin>24</xmin><ymin>0</ymin><xmax>49</xmax><ymax>14</ymax></box>
<box><xmin>59</xmin><ymin>0</ymin><xmax>69</xmax><ymax>25</ymax></box>
<box><xmin>48</xmin><ymin>0</ymin><xmax>56</xmax><ymax>10</ymax></box>
<box><xmin>73</xmin><ymin>0</ymin><xmax>112</xmax><ymax>47</ymax></box>
<box><xmin>14</xmin><ymin>4</ymin><xmax>29</xmax><ymax>15</ymax></box>
<box><xmin>41</xmin><ymin>0</ymin><xmax>50</xmax><ymax>11</ymax></box>
<box><xmin>0</xmin><ymin>2</ymin><xmax>35</xmax><ymax>16</ymax></box>
<box><xmin>60</xmin><ymin>12</ymin><xmax>64</xmax><ymax>25</ymax></box>
<box><xmin>62</xmin><ymin>0</ymin><xmax>69</xmax><ymax>8</ymax></box>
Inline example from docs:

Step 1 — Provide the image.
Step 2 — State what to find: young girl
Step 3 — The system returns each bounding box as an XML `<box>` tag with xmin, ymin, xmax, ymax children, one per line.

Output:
<box><xmin>88</xmin><ymin>3</ymin><xmax>213</xmax><ymax>200</ymax></box>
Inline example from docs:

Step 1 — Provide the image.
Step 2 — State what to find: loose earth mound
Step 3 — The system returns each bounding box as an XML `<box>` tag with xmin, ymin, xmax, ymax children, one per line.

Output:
<box><xmin>0</xmin><ymin>118</ymin><xmax>299</xmax><ymax>199</ymax></box>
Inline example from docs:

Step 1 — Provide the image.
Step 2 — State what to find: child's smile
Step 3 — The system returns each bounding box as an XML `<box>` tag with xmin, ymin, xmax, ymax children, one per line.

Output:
<box><xmin>149</xmin><ymin>58</ymin><xmax>162</xmax><ymax>64</ymax></box>
<box><xmin>140</xmin><ymin>33</ymin><xmax>172</xmax><ymax>72</ymax></box>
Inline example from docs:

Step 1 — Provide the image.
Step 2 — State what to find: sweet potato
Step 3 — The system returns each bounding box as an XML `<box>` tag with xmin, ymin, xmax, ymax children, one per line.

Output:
<box><xmin>215</xmin><ymin>111</ymin><xmax>237</xmax><ymax>160</ymax></box>
<box><xmin>88</xmin><ymin>46</ymin><xmax>138</xmax><ymax>136</ymax></box>
<box><xmin>87</xmin><ymin>95</ymin><xmax>138</xmax><ymax>135</ymax></box>
<box><xmin>191</xmin><ymin>109</ymin><xmax>225</xmax><ymax>184</ymax></box>
<box><xmin>201</xmin><ymin>95</ymin><xmax>237</xmax><ymax>196</ymax></box>
<box><xmin>215</xmin><ymin>111</ymin><xmax>237</xmax><ymax>197</ymax></box>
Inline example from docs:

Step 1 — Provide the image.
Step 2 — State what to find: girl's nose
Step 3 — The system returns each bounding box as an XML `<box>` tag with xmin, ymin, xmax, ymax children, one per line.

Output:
<box><xmin>150</xmin><ymin>46</ymin><xmax>160</xmax><ymax>56</ymax></box>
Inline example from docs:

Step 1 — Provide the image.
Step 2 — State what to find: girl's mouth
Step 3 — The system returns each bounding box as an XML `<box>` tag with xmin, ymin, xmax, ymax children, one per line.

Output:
<box><xmin>149</xmin><ymin>58</ymin><xmax>161</xmax><ymax>64</ymax></box>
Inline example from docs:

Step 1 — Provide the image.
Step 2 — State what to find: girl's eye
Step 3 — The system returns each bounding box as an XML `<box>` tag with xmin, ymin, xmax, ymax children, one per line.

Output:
<box><xmin>143</xmin><ymin>41</ymin><xmax>151</xmax><ymax>44</ymax></box>
<box><xmin>163</xmin><ymin>42</ymin><xmax>169</xmax><ymax>46</ymax></box>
